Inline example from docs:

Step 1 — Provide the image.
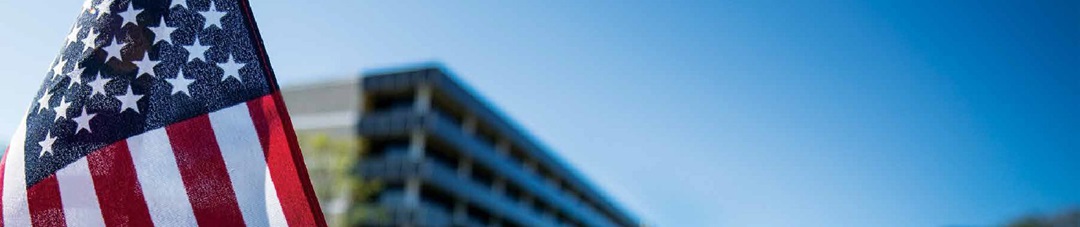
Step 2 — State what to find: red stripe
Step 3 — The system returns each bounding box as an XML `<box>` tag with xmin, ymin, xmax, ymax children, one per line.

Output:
<box><xmin>27</xmin><ymin>176</ymin><xmax>65</xmax><ymax>227</ymax></box>
<box><xmin>248</xmin><ymin>93</ymin><xmax>324</xmax><ymax>226</ymax></box>
<box><xmin>269</xmin><ymin>92</ymin><xmax>327</xmax><ymax>225</ymax></box>
<box><xmin>165</xmin><ymin>115</ymin><xmax>246</xmax><ymax>226</ymax></box>
<box><xmin>86</xmin><ymin>141</ymin><xmax>154</xmax><ymax>227</ymax></box>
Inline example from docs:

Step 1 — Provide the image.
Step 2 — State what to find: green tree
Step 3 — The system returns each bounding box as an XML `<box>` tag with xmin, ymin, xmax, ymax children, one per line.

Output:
<box><xmin>298</xmin><ymin>134</ymin><xmax>383</xmax><ymax>226</ymax></box>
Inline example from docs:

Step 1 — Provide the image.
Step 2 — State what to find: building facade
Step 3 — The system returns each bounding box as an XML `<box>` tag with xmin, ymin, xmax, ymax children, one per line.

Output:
<box><xmin>284</xmin><ymin>66</ymin><xmax>640</xmax><ymax>227</ymax></box>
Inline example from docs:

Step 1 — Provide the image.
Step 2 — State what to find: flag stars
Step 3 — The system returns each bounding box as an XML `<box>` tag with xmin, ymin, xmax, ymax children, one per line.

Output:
<box><xmin>116</xmin><ymin>85</ymin><xmax>144</xmax><ymax>114</ymax></box>
<box><xmin>66</xmin><ymin>24</ymin><xmax>82</xmax><ymax>43</ymax></box>
<box><xmin>185</xmin><ymin>36</ymin><xmax>210</xmax><ymax>62</ymax></box>
<box><xmin>218</xmin><ymin>54</ymin><xmax>246</xmax><ymax>82</ymax></box>
<box><xmin>82</xmin><ymin>0</ymin><xmax>95</xmax><ymax>12</ymax></box>
<box><xmin>94</xmin><ymin>0</ymin><xmax>114</xmax><ymax>19</ymax></box>
<box><xmin>68</xmin><ymin>66</ymin><xmax>86</xmax><ymax>88</ymax></box>
<box><xmin>96</xmin><ymin>0</ymin><xmax>114</xmax><ymax>12</ymax></box>
<box><xmin>149</xmin><ymin>16</ymin><xmax>177</xmax><ymax>45</ymax></box>
<box><xmin>73</xmin><ymin>107</ymin><xmax>97</xmax><ymax>134</ymax></box>
<box><xmin>36</xmin><ymin>92</ymin><xmax>52</xmax><ymax>113</ymax></box>
<box><xmin>103</xmin><ymin>37</ymin><xmax>126</xmax><ymax>62</ymax></box>
<box><xmin>52</xmin><ymin>59</ymin><xmax>68</xmax><ymax>78</ymax></box>
<box><xmin>87</xmin><ymin>74</ymin><xmax>111</xmax><ymax>97</ymax></box>
<box><xmin>166</xmin><ymin>70</ymin><xmax>196</xmax><ymax>96</ymax></box>
<box><xmin>80</xmin><ymin>27</ymin><xmax>99</xmax><ymax>52</ymax></box>
<box><xmin>132</xmin><ymin>52</ymin><xmax>161</xmax><ymax>78</ymax></box>
<box><xmin>54</xmin><ymin>97</ymin><xmax>72</xmax><ymax>122</ymax></box>
<box><xmin>26</xmin><ymin>0</ymin><xmax>274</xmax><ymax>164</ymax></box>
<box><xmin>38</xmin><ymin>132</ymin><xmax>58</xmax><ymax>157</ymax></box>
<box><xmin>118</xmin><ymin>1</ymin><xmax>142</xmax><ymax>27</ymax></box>
<box><xmin>200</xmin><ymin>3</ymin><xmax>227</xmax><ymax>29</ymax></box>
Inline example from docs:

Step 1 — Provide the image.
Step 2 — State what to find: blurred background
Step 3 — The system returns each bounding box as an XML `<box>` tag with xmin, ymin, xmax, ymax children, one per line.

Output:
<box><xmin>2</xmin><ymin>1</ymin><xmax>1079</xmax><ymax>226</ymax></box>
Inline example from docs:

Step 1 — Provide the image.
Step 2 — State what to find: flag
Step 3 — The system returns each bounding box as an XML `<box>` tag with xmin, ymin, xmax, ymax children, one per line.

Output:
<box><xmin>1</xmin><ymin>0</ymin><xmax>326</xmax><ymax>226</ymax></box>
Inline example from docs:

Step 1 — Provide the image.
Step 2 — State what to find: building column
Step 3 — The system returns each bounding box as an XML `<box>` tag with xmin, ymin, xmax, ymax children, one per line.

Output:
<box><xmin>414</xmin><ymin>84</ymin><xmax>432</xmax><ymax>114</ymax></box>
<box><xmin>408</xmin><ymin>130</ymin><xmax>426</xmax><ymax>162</ymax></box>
<box><xmin>454</xmin><ymin>158</ymin><xmax>474</xmax><ymax>225</ymax></box>
<box><xmin>405</xmin><ymin>130</ymin><xmax>426</xmax><ymax>224</ymax></box>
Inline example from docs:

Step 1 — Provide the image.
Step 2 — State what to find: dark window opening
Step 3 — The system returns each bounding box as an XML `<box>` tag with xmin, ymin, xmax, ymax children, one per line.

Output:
<box><xmin>431</xmin><ymin>94</ymin><xmax>466</xmax><ymax>127</ymax></box>
<box><xmin>425</xmin><ymin>141</ymin><xmax>459</xmax><ymax>172</ymax></box>
<box><xmin>507</xmin><ymin>145</ymin><xmax>527</xmax><ymax>166</ymax></box>
<box><xmin>474</xmin><ymin>125</ymin><xmax>497</xmax><ymax>148</ymax></box>
<box><xmin>369</xmin><ymin>92</ymin><xmax>415</xmax><ymax>114</ymax></box>
<box><xmin>504</xmin><ymin>221</ymin><xmax>522</xmax><ymax>227</ymax></box>
<box><xmin>535</xmin><ymin>201</ymin><xmax>554</xmax><ymax>219</ymax></box>
<box><xmin>368</xmin><ymin>138</ymin><xmax>410</xmax><ymax>159</ymax></box>
<box><xmin>504</xmin><ymin>183</ymin><xmax>524</xmax><ymax>204</ymax></box>
<box><xmin>466</xmin><ymin>204</ymin><xmax>492</xmax><ymax>226</ymax></box>
<box><xmin>556</xmin><ymin>212</ymin><xmax>572</xmax><ymax>227</ymax></box>
<box><xmin>471</xmin><ymin>165</ymin><xmax>495</xmax><ymax>189</ymax></box>
<box><xmin>419</xmin><ymin>185</ymin><xmax>455</xmax><ymax>214</ymax></box>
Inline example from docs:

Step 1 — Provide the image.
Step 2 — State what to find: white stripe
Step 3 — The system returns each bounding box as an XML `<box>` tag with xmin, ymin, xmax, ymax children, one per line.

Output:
<box><xmin>55</xmin><ymin>158</ymin><xmax>105</xmax><ymax>227</ymax></box>
<box><xmin>127</xmin><ymin>129</ymin><xmax>198</xmax><ymax>226</ymax></box>
<box><xmin>209</xmin><ymin>103</ymin><xmax>287</xmax><ymax>226</ymax></box>
<box><xmin>265</xmin><ymin>167</ymin><xmax>287</xmax><ymax>227</ymax></box>
<box><xmin>2</xmin><ymin>111</ymin><xmax>31</xmax><ymax>227</ymax></box>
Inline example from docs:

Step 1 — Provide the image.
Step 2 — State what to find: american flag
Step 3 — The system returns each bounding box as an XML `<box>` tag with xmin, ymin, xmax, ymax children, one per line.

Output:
<box><xmin>1</xmin><ymin>0</ymin><xmax>326</xmax><ymax>226</ymax></box>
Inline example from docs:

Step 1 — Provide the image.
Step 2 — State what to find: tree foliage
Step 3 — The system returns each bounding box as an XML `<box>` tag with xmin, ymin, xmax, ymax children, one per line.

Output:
<box><xmin>298</xmin><ymin>134</ymin><xmax>383</xmax><ymax>226</ymax></box>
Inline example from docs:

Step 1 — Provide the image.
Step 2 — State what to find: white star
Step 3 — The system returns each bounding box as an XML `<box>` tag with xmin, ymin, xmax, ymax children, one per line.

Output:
<box><xmin>148</xmin><ymin>16</ymin><xmax>176</xmax><ymax>45</ymax></box>
<box><xmin>38</xmin><ymin>132</ymin><xmax>58</xmax><ymax>157</ymax></box>
<box><xmin>52</xmin><ymin>58</ymin><xmax>67</xmax><ymax>76</ymax></box>
<box><xmin>87</xmin><ymin>73</ymin><xmax>111</xmax><ymax>97</ymax></box>
<box><xmin>166</xmin><ymin>70</ymin><xmax>196</xmax><ymax>96</ymax></box>
<box><xmin>36</xmin><ymin>92</ymin><xmax>52</xmax><ymax>113</ymax></box>
<box><xmin>73</xmin><ymin>107</ymin><xmax>97</xmax><ymax>134</ymax></box>
<box><xmin>218</xmin><ymin>54</ymin><xmax>246</xmax><ymax>82</ymax></box>
<box><xmin>68</xmin><ymin>66</ymin><xmax>86</xmax><ymax>88</ymax></box>
<box><xmin>132</xmin><ymin>52</ymin><xmax>160</xmax><ymax>78</ymax></box>
<box><xmin>82</xmin><ymin>0</ymin><xmax>94</xmax><ymax>11</ymax></box>
<box><xmin>200</xmin><ymin>3</ymin><xmax>227</xmax><ymax>29</ymax></box>
<box><xmin>54</xmin><ymin>97</ymin><xmax>72</xmax><ymax>122</ymax></box>
<box><xmin>80</xmin><ymin>27</ymin><xmax>99</xmax><ymax>52</ymax></box>
<box><xmin>103</xmin><ymin>37</ymin><xmax>126</xmax><ymax>62</ymax></box>
<box><xmin>65</xmin><ymin>24</ymin><xmax>82</xmax><ymax>43</ymax></box>
<box><xmin>118</xmin><ymin>1</ymin><xmax>142</xmax><ymax>27</ymax></box>
<box><xmin>95</xmin><ymin>0</ymin><xmax>114</xmax><ymax>19</ymax></box>
<box><xmin>115</xmin><ymin>85</ymin><xmax>143</xmax><ymax>113</ymax></box>
<box><xmin>184</xmin><ymin>36</ymin><xmax>210</xmax><ymax>62</ymax></box>
<box><xmin>171</xmin><ymin>0</ymin><xmax>186</xmax><ymax>9</ymax></box>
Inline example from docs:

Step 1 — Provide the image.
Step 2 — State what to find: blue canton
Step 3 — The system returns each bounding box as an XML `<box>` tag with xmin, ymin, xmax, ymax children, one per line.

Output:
<box><xmin>23</xmin><ymin>0</ymin><xmax>274</xmax><ymax>187</ymax></box>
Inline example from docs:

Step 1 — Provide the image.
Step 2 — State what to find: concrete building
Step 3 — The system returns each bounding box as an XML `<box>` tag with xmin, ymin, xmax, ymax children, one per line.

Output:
<box><xmin>283</xmin><ymin>65</ymin><xmax>640</xmax><ymax>227</ymax></box>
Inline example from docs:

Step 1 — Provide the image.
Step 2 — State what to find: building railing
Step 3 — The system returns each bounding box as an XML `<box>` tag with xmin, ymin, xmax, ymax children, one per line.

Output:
<box><xmin>359</xmin><ymin>111</ymin><xmax>619</xmax><ymax>227</ymax></box>
<box><xmin>360</xmin><ymin>155</ymin><xmax>552</xmax><ymax>226</ymax></box>
<box><xmin>363</xmin><ymin>70</ymin><xmax>638</xmax><ymax>226</ymax></box>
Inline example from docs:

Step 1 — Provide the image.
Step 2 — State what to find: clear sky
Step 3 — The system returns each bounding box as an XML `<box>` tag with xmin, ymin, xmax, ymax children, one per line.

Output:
<box><xmin>2</xmin><ymin>1</ymin><xmax>1079</xmax><ymax>226</ymax></box>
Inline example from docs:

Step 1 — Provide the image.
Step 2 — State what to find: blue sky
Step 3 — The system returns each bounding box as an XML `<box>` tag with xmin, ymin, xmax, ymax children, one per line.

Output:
<box><xmin>2</xmin><ymin>1</ymin><xmax>1079</xmax><ymax>226</ymax></box>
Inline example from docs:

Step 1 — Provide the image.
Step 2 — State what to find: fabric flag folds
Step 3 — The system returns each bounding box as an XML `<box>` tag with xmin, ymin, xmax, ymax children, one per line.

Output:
<box><xmin>1</xmin><ymin>0</ymin><xmax>326</xmax><ymax>226</ymax></box>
